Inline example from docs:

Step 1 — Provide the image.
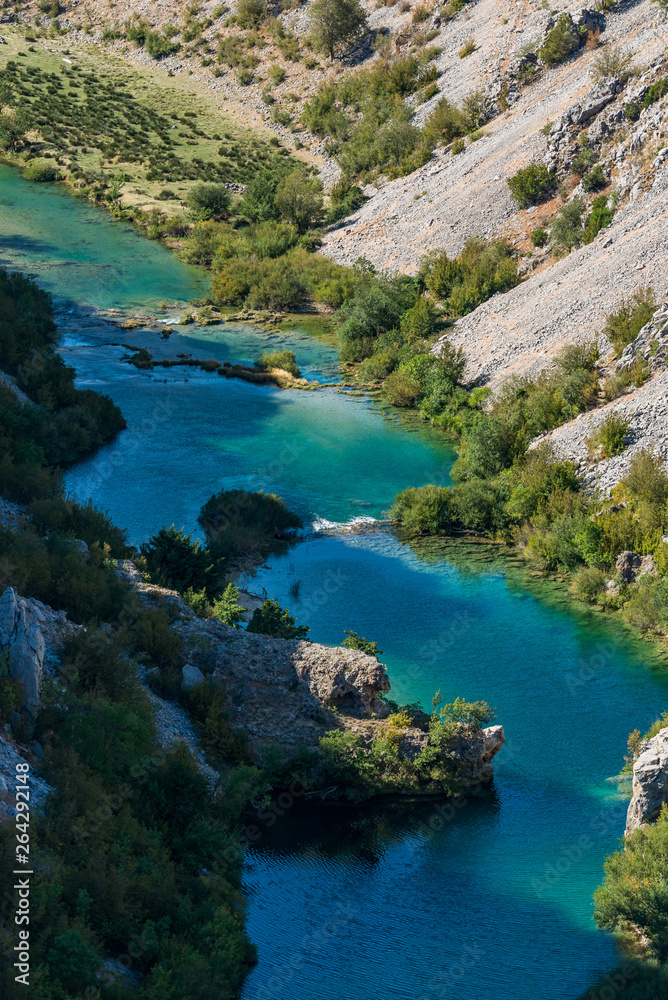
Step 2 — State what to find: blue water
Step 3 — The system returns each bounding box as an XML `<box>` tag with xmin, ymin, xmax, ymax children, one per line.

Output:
<box><xmin>1</xmin><ymin>164</ymin><xmax>667</xmax><ymax>1000</ymax></box>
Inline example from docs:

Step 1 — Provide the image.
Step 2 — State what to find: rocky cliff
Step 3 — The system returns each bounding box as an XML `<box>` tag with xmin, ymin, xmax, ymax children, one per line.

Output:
<box><xmin>129</xmin><ymin>565</ymin><xmax>505</xmax><ymax>791</ymax></box>
<box><xmin>625</xmin><ymin>726</ymin><xmax>668</xmax><ymax>834</ymax></box>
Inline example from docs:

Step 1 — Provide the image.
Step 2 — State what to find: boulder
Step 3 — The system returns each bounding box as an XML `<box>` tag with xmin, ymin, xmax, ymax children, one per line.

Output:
<box><xmin>182</xmin><ymin>663</ymin><xmax>205</xmax><ymax>689</ymax></box>
<box><xmin>615</xmin><ymin>550</ymin><xmax>642</xmax><ymax>583</ymax></box>
<box><xmin>0</xmin><ymin>587</ymin><xmax>45</xmax><ymax>712</ymax></box>
<box><xmin>574</xmin><ymin>77</ymin><xmax>620</xmax><ymax>126</ymax></box>
<box><xmin>626</xmin><ymin>726</ymin><xmax>668</xmax><ymax>834</ymax></box>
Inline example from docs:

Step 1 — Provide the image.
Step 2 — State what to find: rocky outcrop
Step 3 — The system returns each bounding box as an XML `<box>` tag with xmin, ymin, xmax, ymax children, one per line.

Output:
<box><xmin>0</xmin><ymin>587</ymin><xmax>76</xmax><ymax>711</ymax></box>
<box><xmin>125</xmin><ymin>567</ymin><xmax>504</xmax><ymax>790</ymax></box>
<box><xmin>626</xmin><ymin>727</ymin><xmax>668</xmax><ymax>834</ymax></box>
<box><xmin>618</xmin><ymin>300</ymin><xmax>668</xmax><ymax>376</ymax></box>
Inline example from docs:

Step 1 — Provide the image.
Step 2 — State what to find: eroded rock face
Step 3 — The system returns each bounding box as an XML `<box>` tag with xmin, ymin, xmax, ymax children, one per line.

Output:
<box><xmin>0</xmin><ymin>587</ymin><xmax>76</xmax><ymax>712</ymax></box>
<box><xmin>0</xmin><ymin>587</ymin><xmax>46</xmax><ymax>712</ymax></box>
<box><xmin>626</xmin><ymin>727</ymin><xmax>668</xmax><ymax>835</ymax></box>
<box><xmin>615</xmin><ymin>551</ymin><xmax>643</xmax><ymax>583</ymax></box>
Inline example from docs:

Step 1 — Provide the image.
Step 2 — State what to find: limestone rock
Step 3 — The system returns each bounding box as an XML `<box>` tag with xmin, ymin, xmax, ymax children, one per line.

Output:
<box><xmin>182</xmin><ymin>663</ymin><xmax>205</xmax><ymax>689</ymax></box>
<box><xmin>626</xmin><ymin>727</ymin><xmax>668</xmax><ymax>834</ymax></box>
<box><xmin>615</xmin><ymin>551</ymin><xmax>642</xmax><ymax>583</ymax></box>
<box><xmin>0</xmin><ymin>587</ymin><xmax>45</xmax><ymax>712</ymax></box>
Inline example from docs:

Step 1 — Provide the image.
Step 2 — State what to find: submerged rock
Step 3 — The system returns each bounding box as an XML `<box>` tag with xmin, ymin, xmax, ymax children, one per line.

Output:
<box><xmin>626</xmin><ymin>727</ymin><xmax>668</xmax><ymax>834</ymax></box>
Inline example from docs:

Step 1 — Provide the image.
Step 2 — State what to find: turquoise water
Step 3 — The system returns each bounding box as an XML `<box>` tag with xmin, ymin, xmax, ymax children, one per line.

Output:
<box><xmin>2</xmin><ymin>165</ymin><xmax>667</xmax><ymax>999</ymax></box>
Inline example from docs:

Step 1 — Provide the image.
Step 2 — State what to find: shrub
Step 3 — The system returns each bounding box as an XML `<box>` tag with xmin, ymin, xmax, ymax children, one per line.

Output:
<box><xmin>582</xmin><ymin>164</ymin><xmax>606</xmax><ymax>192</ymax></box>
<box><xmin>236</xmin><ymin>0</ymin><xmax>268</xmax><ymax>27</ymax></box>
<box><xmin>549</xmin><ymin>198</ymin><xmax>585</xmax><ymax>250</ymax></box>
<box><xmin>246</xmin><ymin>598</ymin><xmax>310</xmax><ymax>639</ymax></box>
<box><xmin>507</xmin><ymin>161</ymin><xmax>556</xmax><ymax>209</ymax></box>
<box><xmin>587</xmin><ymin>412</ymin><xmax>629</xmax><ymax>459</ymax></box>
<box><xmin>603</xmin><ymin>287</ymin><xmax>656</xmax><ymax>356</ymax></box>
<box><xmin>594</xmin><ymin>804</ymin><xmax>668</xmax><ymax>960</ymax></box>
<box><xmin>212</xmin><ymin>583</ymin><xmax>246</xmax><ymax>627</ymax></box>
<box><xmin>390</xmin><ymin>484</ymin><xmax>456</xmax><ymax>533</ymax></box>
<box><xmin>186</xmin><ymin>182</ymin><xmax>231</xmax><ymax>220</ymax></box>
<box><xmin>198</xmin><ymin>488</ymin><xmax>303</xmax><ymax>563</ymax></box>
<box><xmin>643</xmin><ymin>77</ymin><xmax>668</xmax><ymax>109</ymax></box>
<box><xmin>459</xmin><ymin>37</ymin><xmax>476</xmax><ymax>58</ymax></box>
<box><xmin>145</xmin><ymin>29</ymin><xmax>180</xmax><ymax>59</ymax></box>
<box><xmin>570</xmin><ymin>565</ymin><xmax>607</xmax><ymax>602</ymax></box>
<box><xmin>269</xmin><ymin>65</ymin><xmax>286</xmax><ymax>84</ymax></box>
<box><xmin>426</xmin><ymin>237</ymin><xmax>519</xmax><ymax>317</ymax></box>
<box><xmin>623</xmin><ymin>100</ymin><xmax>640</xmax><ymax>122</ymax></box>
<box><xmin>140</xmin><ymin>524</ymin><xmax>221</xmax><ymax>596</ymax></box>
<box><xmin>254</xmin><ymin>349</ymin><xmax>301</xmax><ymax>377</ymax></box>
<box><xmin>384</xmin><ymin>369</ymin><xmax>422</xmax><ymax>406</ymax></box>
<box><xmin>274</xmin><ymin>168</ymin><xmax>325</xmax><ymax>232</ymax></box>
<box><xmin>530</xmin><ymin>226</ymin><xmax>548</xmax><ymax>247</ymax></box>
<box><xmin>28</xmin><ymin>496</ymin><xmax>128</xmax><ymax>555</ymax></box>
<box><xmin>422</xmin><ymin>96</ymin><xmax>466</xmax><ymax>147</ymax></box>
<box><xmin>590</xmin><ymin>45</ymin><xmax>633</xmax><ymax>81</ymax></box>
<box><xmin>451</xmin><ymin>136</ymin><xmax>465</xmax><ymax>155</ymax></box>
<box><xmin>582</xmin><ymin>192</ymin><xmax>614</xmax><ymax>243</ymax></box>
<box><xmin>537</xmin><ymin>15</ymin><xmax>580</xmax><ymax>66</ymax></box>
<box><xmin>307</xmin><ymin>0</ymin><xmax>369</xmax><ymax>60</ymax></box>
<box><xmin>23</xmin><ymin>160</ymin><xmax>59</xmax><ymax>182</ymax></box>
<box><xmin>341</xmin><ymin>630</ymin><xmax>382</xmax><ymax>656</ymax></box>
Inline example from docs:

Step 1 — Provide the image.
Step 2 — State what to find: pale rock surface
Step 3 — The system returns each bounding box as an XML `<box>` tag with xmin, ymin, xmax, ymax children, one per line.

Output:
<box><xmin>626</xmin><ymin>726</ymin><xmax>668</xmax><ymax>834</ymax></box>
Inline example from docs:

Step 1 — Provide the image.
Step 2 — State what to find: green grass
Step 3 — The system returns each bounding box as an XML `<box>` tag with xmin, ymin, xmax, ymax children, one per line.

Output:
<box><xmin>0</xmin><ymin>28</ymin><xmax>290</xmax><ymax>218</ymax></box>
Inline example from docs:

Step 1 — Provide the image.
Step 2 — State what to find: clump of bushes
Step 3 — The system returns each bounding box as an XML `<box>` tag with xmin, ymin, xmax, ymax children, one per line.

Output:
<box><xmin>23</xmin><ymin>160</ymin><xmax>59</xmax><ymax>182</ymax></box>
<box><xmin>254</xmin><ymin>349</ymin><xmax>301</xmax><ymax>377</ymax></box>
<box><xmin>587</xmin><ymin>412</ymin><xmax>629</xmax><ymax>459</ymax></box>
<box><xmin>537</xmin><ymin>15</ymin><xmax>581</xmax><ymax>67</ymax></box>
<box><xmin>246</xmin><ymin>598</ymin><xmax>310</xmax><ymax>639</ymax></box>
<box><xmin>197</xmin><ymin>488</ymin><xmax>303</xmax><ymax>564</ymax></box>
<box><xmin>507</xmin><ymin>161</ymin><xmax>556</xmax><ymax>209</ymax></box>
<box><xmin>140</xmin><ymin>524</ymin><xmax>223</xmax><ymax>596</ymax></box>
<box><xmin>425</xmin><ymin>237</ymin><xmax>520</xmax><ymax>317</ymax></box>
<box><xmin>603</xmin><ymin>287</ymin><xmax>656</xmax><ymax>356</ymax></box>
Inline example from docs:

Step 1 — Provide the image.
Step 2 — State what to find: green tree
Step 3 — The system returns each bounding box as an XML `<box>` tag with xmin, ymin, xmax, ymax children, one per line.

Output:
<box><xmin>246</xmin><ymin>598</ymin><xmax>310</xmax><ymax>639</ymax></box>
<box><xmin>140</xmin><ymin>524</ymin><xmax>220</xmax><ymax>595</ymax></box>
<box><xmin>341</xmin><ymin>630</ymin><xmax>382</xmax><ymax>656</ymax></box>
<box><xmin>186</xmin><ymin>182</ymin><xmax>231</xmax><ymax>220</ymax></box>
<box><xmin>308</xmin><ymin>0</ymin><xmax>369</xmax><ymax>60</ymax></box>
<box><xmin>274</xmin><ymin>168</ymin><xmax>325</xmax><ymax>232</ymax></box>
<box><xmin>213</xmin><ymin>583</ymin><xmax>246</xmax><ymax>628</ymax></box>
<box><xmin>593</xmin><ymin>805</ymin><xmax>668</xmax><ymax>962</ymax></box>
<box><xmin>47</xmin><ymin>930</ymin><xmax>102</xmax><ymax>992</ymax></box>
<box><xmin>239</xmin><ymin>169</ymin><xmax>280</xmax><ymax>221</ymax></box>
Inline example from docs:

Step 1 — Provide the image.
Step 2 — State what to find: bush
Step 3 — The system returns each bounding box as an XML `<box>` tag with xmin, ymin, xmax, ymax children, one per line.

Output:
<box><xmin>582</xmin><ymin>193</ymin><xmax>614</xmax><ymax>243</ymax></box>
<box><xmin>240</xmin><ymin>169</ymin><xmax>280</xmax><ymax>222</ymax></box>
<box><xmin>341</xmin><ymin>630</ymin><xmax>382</xmax><ymax>656</ymax></box>
<box><xmin>594</xmin><ymin>804</ymin><xmax>668</xmax><ymax>962</ymax></box>
<box><xmin>212</xmin><ymin>582</ymin><xmax>246</xmax><ymax>627</ymax></box>
<box><xmin>246</xmin><ymin>598</ymin><xmax>310</xmax><ymax>639</ymax></box>
<box><xmin>591</xmin><ymin>45</ymin><xmax>633</xmax><ymax>81</ymax></box>
<box><xmin>140</xmin><ymin>524</ymin><xmax>221</xmax><ymax>596</ymax></box>
<box><xmin>198</xmin><ymin>488</ymin><xmax>303</xmax><ymax>563</ymax></box>
<box><xmin>570</xmin><ymin>565</ymin><xmax>607</xmax><ymax>602</ymax></box>
<box><xmin>643</xmin><ymin>77</ymin><xmax>668</xmax><ymax>109</ymax></box>
<box><xmin>23</xmin><ymin>160</ymin><xmax>59</xmax><ymax>182</ymax></box>
<box><xmin>28</xmin><ymin>496</ymin><xmax>128</xmax><ymax>555</ymax></box>
<box><xmin>307</xmin><ymin>0</ymin><xmax>369</xmax><ymax>61</ymax></box>
<box><xmin>507</xmin><ymin>161</ymin><xmax>556</xmax><ymax>209</ymax></box>
<box><xmin>538</xmin><ymin>15</ymin><xmax>580</xmax><ymax>66</ymax></box>
<box><xmin>587</xmin><ymin>412</ymin><xmax>629</xmax><ymax>459</ymax></box>
<box><xmin>274</xmin><ymin>167</ymin><xmax>325</xmax><ymax>232</ymax></box>
<box><xmin>186</xmin><ymin>182</ymin><xmax>231</xmax><ymax>220</ymax></box>
<box><xmin>236</xmin><ymin>0</ymin><xmax>268</xmax><ymax>27</ymax></box>
<box><xmin>384</xmin><ymin>369</ymin><xmax>422</xmax><ymax>406</ymax></box>
<box><xmin>530</xmin><ymin>226</ymin><xmax>548</xmax><ymax>247</ymax></box>
<box><xmin>390</xmin><ymin>484</ymin><xmax>456</xmax><ymax>533</ymax></box>
<box><xmin>603</xmin><ymin>287</ymin><xmax>656</xmax><ymax>356</ymax></box>
<box><xmin>426</xmin><ymin>238</ymin><xmax>519</xmax><ymax>317</ymax></box>
<box><xmin>549</xmin><ymin>197</ymin><xmax>585</xmax><ymax>251</ymax></box>
<box><xmin>459</xmin><ymin>37</ymin><xmax>476</xmax><ymax>58</ymax></box>
<box><xmin>254</xmin><ymin>349</ymin><xmax>301</xmax><ymax>377</ymax></box>
<box><xmin>582</xmin><ymin>164</ymin><xmax>606</xmax><ymax>193</ymax></box>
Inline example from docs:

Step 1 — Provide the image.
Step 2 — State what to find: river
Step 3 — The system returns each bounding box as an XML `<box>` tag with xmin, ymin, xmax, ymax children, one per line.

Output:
<box><xmin>2</xmin><ymin>163</ymin><xmax>667</xmax><ymax>1000</ymax></box>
